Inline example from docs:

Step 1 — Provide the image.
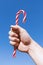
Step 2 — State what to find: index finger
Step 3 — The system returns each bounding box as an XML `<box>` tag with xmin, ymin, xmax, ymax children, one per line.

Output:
<box><xmin>10</xmin><ymin>25</ymin><xmax>20</xmax><ymax>34</ymax></box>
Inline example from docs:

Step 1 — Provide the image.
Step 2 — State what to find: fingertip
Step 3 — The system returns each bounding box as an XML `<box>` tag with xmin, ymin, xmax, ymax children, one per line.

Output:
<box><xmin>9</xmin><ymin>41</ymin><xmax>14</xmax><ymax>46</ymax></box>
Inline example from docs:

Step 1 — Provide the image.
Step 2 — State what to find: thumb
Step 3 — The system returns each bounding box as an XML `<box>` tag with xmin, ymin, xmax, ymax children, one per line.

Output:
<box><xmin>10</xmin><ymin>25</ymin><xmax>21</xmax><ymax>35</ymax></box>
<box><xmin>10</xmin><ymin>25</ymin><xmax>20</xmax><ymax>31</ymax></box>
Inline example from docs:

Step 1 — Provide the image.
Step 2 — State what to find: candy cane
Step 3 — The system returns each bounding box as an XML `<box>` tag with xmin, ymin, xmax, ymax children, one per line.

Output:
<box><xmin>13</xmin><ymin>10</ymin><xmax>27</xmax><ymax>57</ymax></box>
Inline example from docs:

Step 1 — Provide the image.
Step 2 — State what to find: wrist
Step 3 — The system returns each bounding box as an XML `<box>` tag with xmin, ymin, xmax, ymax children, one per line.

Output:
<box><xmin>27</xmin><ymin>38</ymin><xmax>34</xmax><ymax>54</ymax></box>
<box><xmin>27</xmin><ymin>39</ymin><xmax>43</xmax><ymax>64</ymax></box>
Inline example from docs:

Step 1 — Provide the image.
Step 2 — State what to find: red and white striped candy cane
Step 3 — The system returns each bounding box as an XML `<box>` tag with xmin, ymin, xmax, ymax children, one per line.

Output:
<box><xmin>13</xmin><ymin>10</ymin><xmax>27</xmax><ymax>57</ymax></box>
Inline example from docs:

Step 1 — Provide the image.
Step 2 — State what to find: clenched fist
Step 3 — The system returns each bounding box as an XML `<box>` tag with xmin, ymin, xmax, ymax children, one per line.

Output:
<box><xmin>9</xmin><ymin>25</ymin><xmax>31</xmax><ymax>53</ymax></box>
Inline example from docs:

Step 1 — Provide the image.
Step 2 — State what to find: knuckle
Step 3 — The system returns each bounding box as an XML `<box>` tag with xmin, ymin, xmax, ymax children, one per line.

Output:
<box><xmin>14</xmin><ymin>38</ymin><xmax>20</xmax><ymax>42</ymax></box>
<box><xmin>10</xmin><ymin>41</ymin><xmax>15</xmax><ymax>45</ymax></box>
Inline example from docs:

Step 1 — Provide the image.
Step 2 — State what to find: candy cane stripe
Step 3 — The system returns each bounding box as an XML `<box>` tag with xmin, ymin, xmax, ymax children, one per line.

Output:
<box><xmin>13</xmin><ymin>10</ymin><xmax>27</xmax><ymax>57</ymax></box>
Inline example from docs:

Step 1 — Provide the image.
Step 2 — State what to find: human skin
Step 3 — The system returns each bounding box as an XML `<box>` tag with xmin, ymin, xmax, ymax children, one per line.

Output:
<box><xmin>9</xmin><ymin>25</ymin><xmax>43</xmax><ymax>65</ymax></box>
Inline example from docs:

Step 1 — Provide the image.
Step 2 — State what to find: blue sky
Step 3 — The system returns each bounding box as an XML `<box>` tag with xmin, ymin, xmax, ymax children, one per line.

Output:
<box><xmin>0</xmin><ymin>0</ymin><xmax>43</xmax><ymax>65</ymax></box>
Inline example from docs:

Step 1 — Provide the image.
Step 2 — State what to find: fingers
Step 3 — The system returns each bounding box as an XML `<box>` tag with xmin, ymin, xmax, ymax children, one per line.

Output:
<box><xmin>10</xmin><ymin>41</ymin><xmax>16</xmax><ymax>45</ymax></box>
<box><xmin>9</xmin><ymin>30</ymin><xmax>20</xmax><ymax>46</ymax></box>
<box><xmin>9</xmin><ymin>36</ymin><xmax>20</xmax><ymax>43</ymax></box>
<box><xmin>10</xmin><ymin>25</ymin><xmax>20</xmax><ymax>35</ymax></box>
<box><xmin>10</xmin><ymin>25</ymin><xmax>20</xmax><ymax>32</ymax></box>
<box><xmin>10</xmin><ymin>25</ymin><xmax>22</xmax><ymax>33</ymax></box>
<box><xmin>9</xmin><ymin>31</ymin><xmax>18</xmax><ymax>37</ymax></box>
<box><xmin>10</xmin><ymin>25</ymin><xmax>20</xmax><ymax>30</ymax></box>
<box><xmin>9</xmin><ymin>32</ymin><xmax>20</xmax><ymax>46</ymax></box>
<box><xmin>9</xmin><ymin>25</ymin><xmax>21</xmax><ymax>46</ymax></box>
<box><xmin>9</xmin><ymin>36</ymin><xmax>20</xmax><ymax>46</ymax></box>
<box><xmin>9</xmin><ymin>41</ymin><xmax>19</xmax><ymax>46</ymax></box>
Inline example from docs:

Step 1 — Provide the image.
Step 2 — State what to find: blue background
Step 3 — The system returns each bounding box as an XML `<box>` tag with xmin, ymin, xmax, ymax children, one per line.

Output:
<box><xmin>0</xmin><ymin>0</ymin><xmax>43</xmax><ymax>65</ymax></box>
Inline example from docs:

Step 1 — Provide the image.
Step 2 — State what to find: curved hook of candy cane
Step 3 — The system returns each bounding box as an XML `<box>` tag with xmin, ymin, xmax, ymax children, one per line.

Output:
<box><xmin>13</xmin><ymin>10</ymin><xmax>26</xmax><ymax>57</ymax></box>
<box><xmin>16</xmin><ymin>10</ymin><xmax>26</xmax><ymax>24</ymax></box>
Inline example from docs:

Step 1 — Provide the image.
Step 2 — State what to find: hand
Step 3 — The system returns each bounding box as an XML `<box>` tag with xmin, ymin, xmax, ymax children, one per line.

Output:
<box><xmin>9</xmin><ymin>25</ymin><xmax>43</xmax><ymax>65</ymax></box>
<box><xmin>9</xmin><ymin>25</ymin><xmax>31</xmax><ymax>53</ymax></box>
